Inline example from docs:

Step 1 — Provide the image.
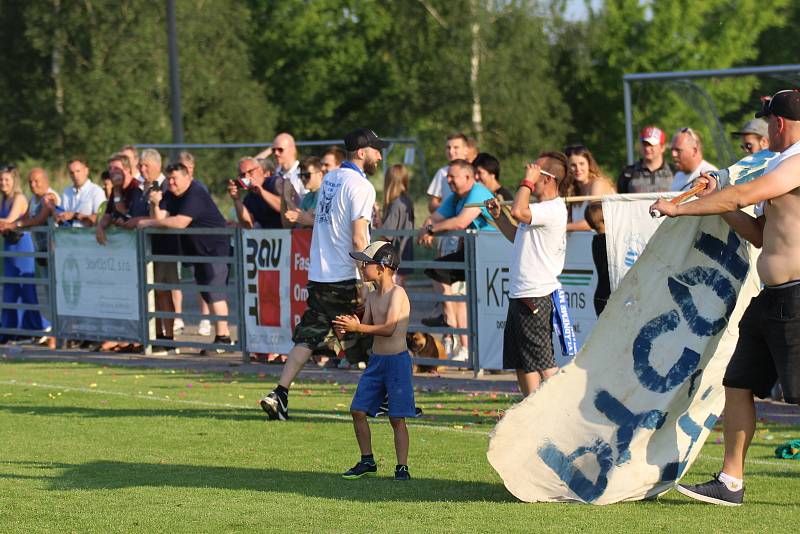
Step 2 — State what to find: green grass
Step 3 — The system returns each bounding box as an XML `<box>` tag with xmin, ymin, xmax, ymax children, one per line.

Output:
<box><xmin>1</xmin><ymin>360</ymin><xmax>798</xmax><ymax>533</ymax></box>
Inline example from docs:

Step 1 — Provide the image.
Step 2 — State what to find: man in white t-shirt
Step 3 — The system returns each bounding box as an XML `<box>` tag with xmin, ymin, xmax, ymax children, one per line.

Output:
<box><xmin>423</xmin><ymin>132</ymin><xmax>470</xmax><ymax>331</ymax></box>
<box><xmin>56</xmin><ymin>158</ymin><xmax>106</xmax><ymax>227</ymax></box>
<box><xmin>260</xmin><ymin>128</ymin><xmax>384</xmax><ymax>421</ymax></box>
<box><xmin>426</xmin><ymin>132</ymin><xmax>469</xmax><ymax>213</ymax></box>
<box><xmin>487</xmin><ymin>151</ymin><xmax>569</xmax><ymax>396</ymax></box>
<box><xmin>670</xmin><ymin>127</ymin><xmax>718</xmax><ymax>191</ymax></box>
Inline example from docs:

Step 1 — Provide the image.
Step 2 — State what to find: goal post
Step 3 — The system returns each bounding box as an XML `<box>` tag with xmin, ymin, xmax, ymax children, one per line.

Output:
<box><xmin>623</xmin><ymin>64</ymin><xmax>800</xmax><ymax>166</ymax></box>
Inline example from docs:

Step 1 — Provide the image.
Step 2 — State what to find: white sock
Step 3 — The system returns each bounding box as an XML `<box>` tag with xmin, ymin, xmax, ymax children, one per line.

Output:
<box><xmin>718</xmin><ymin>471</ymin><xmax>743</xmax><ymax>491</ymax></box>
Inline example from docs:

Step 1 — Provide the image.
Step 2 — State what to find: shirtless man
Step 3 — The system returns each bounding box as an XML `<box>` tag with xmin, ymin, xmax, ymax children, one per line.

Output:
<box><xmin>333</xmin><ymin>241</ymin><xmax>415</xmax><ymax>481</ymax></box>
<box><xmin>649</xmin><ymin>89</ymin><xmax>800</xmax><ymax>506</ymax></box>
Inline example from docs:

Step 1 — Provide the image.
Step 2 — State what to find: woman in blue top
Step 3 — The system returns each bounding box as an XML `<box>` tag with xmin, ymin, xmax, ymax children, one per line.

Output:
<box><xmin>0</xmin><ymin>165</ymin><xmax>50</xmax><ymax>342</ymax></box>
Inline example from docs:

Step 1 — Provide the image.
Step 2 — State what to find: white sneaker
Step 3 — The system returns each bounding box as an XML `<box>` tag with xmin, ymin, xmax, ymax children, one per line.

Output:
<box><xmin>197</xmin><ymin>319</ymin><xmax>212</xmax><ymax>336</ymax></box>
<box><xmin>451</xmin><ymin>347</ymin><xmax>468</xmax><ymax>362</ymax></box>
<box><xmin>173</xmin><ymin>318</ymin><xmax>184</xmax><ymax>336</ymax></box>
<box><xmin>443</xmin><ymin>335</ymin><xmax>454</xmax><ymax>357</ymax></box>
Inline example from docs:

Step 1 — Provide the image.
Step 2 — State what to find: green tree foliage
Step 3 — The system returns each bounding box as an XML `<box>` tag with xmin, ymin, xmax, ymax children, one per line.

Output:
<box><xmin>552</xmin><ymin>0</ymin><xmax>789</xmax><ymax>174</ymax></box>
<box><xmin>0</xmin><ymin>0</ymin><xmax>275</xmax><ymax>189</ymax></box>
<box><xmin>249</xmin><ymin>0</ymin><xmax>569</xmax><ymax>192</ymax></box>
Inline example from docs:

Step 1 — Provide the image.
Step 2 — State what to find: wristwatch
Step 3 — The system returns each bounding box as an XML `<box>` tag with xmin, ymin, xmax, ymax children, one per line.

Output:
<box><xmin>425</xmin><ymin>223</ymin><xmax>435</xmax><ymax>235</ymax></box>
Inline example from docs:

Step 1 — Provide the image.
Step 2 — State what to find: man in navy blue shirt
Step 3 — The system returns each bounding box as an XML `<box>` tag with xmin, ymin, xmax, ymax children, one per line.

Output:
<box><xmin>228</xmin><ymin>157</ymin><xmax>282</xmax><ymax>229</ymax></box>
<box><xmin>138</xmin><ymin>162</ymin><xmax>233</xmax><ymax>354</ymax></box>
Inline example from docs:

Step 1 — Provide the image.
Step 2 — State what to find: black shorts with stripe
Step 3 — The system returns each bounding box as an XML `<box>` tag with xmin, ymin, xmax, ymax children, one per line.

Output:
<box><xmin>503</xmin><ymin>295</ymin><xmax>555</xmax><ymax>373</ymax></box>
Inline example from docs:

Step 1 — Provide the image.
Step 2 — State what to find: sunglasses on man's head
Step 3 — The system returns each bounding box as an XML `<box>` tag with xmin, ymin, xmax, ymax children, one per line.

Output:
<box><xmin>0</xmin><ymin>164</ymin><xmax>16</xmax><ymax>173</ymax></box>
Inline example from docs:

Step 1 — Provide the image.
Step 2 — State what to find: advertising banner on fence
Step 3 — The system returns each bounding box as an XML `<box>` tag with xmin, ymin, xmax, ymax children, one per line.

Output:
<box><xmin>474</xmin><ymin>231</ymin><xmax>597</xmax><ymax>370</ymax></box>
<box><xmin>241</xmin><ymin>229</ymin><xmax>310</xmax><ymax>354</ymax></box>
<box><xmin>602</xmin><ymin>194</ymin><xmax>664</xmax><ymax>292</ymax></box>
<box><xmin>487</xmin><ymin>216</ymin><xmax>761</xmax><ymax>504</ymax></box>
<box><xmin>54</xmin><ymin>229</ymin><xmax>140</xmax><ymax>338</ymax></box>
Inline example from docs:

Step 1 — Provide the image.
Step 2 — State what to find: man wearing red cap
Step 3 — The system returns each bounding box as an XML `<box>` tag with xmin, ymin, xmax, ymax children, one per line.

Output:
<box><xmin>617</xmin><ymin>126</ymin><xmax>674</xmax><ymax>193</ymax></box>
<box><xmin>650</xmin><ymin>89</ymin><xmax>800</xmax><ymax>506</ymax></box>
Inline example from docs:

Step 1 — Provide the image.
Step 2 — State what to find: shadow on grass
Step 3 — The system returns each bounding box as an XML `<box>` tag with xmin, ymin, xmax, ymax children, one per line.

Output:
<box><xmin>2</xmin><ymin>460</ymin><xmax>514</xmax><ymax>503</ymax></box>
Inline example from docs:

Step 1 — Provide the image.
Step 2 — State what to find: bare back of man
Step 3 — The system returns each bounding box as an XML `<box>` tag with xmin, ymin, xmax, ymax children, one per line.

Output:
<box><xmin>365</xmin><ymin>285</ymin><xmax>410</xmax><ymax>355</ymax></box>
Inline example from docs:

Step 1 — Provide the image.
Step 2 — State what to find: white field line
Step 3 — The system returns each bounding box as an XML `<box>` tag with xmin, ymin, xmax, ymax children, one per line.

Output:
<box><xmin>0</xmin><ymin>379</ymin><xmax>489</xmax><ymax>435</ymax></box>
<box><xmin>4</xmin><ymin>380</ymin><xmax>799</xmax><ymax>465</ymax></box>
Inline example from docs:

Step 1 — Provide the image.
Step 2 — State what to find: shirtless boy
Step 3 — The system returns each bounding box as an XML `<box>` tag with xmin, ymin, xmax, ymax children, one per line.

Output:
<box><xmin>650</xmin><ymin>89</ymin><xmax>800</xmax><ymax>506</ymax></box>
<box><xmin>332</xmin><ymin>241</ymin><xmax>415</xmax><ymax>481</ymax></box>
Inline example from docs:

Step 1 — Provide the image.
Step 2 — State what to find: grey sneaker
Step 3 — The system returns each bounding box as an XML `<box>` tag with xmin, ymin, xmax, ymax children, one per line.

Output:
<box><xmin>675</xmin><ymin>473</ymin><xmax>744</xmax><ymax>506</ymax></box>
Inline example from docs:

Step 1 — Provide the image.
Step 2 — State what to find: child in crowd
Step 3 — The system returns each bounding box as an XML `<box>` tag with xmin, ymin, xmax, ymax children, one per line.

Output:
<box><xmin>332</xmin><ymin>241</ymin><xmax>414</xmax><ymax>481</ymax></box>
<box><xmin>583</xmin><ymin>202</ymin><xmax>610</xmax><ymax>316</ymax></box>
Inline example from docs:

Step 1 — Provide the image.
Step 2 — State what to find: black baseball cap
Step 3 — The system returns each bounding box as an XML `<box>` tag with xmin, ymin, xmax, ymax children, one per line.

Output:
<box><xmin>349</xmin><ymin>241</ymin><xmax>400</xmax><ymax>270</ymax></box>
<box><xmin>343</xmin><ymin>128</ymin><xmax>390</xmax><ymax>151</ymax></box>
<box><xmin>755</xmin><ymin>90</ymin><xmax>800</xmax><ymax>121</ymax></box>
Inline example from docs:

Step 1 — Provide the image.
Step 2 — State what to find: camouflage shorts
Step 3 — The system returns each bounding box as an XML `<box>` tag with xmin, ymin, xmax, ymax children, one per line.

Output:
<box><xmin>292</xmin><ymin>280</ymin><xmax>372</xmax><ymax>363</ymax></box>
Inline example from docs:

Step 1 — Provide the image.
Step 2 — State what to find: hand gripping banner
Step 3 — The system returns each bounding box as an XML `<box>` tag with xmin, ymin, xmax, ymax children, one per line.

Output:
<box><xmin>487</xmin><ymin>214</ymin><xmax>761</xmax><ymax>504</ymax></box>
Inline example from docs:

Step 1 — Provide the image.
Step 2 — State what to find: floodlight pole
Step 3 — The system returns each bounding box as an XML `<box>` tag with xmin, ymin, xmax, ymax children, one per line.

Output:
<box><xmin>167</xmin><ymin>0</ymin><xmax>184</xmax><ymax>148</ymax></box>
<box><xmin>622</xmin><ymin>64</ymin><xmax>800</xmax><ymax>164</ymax></box>
<box><xmin>623</xmin><ymin>80</ymin><xmax>634</xmax><ymax>165</ymax></box>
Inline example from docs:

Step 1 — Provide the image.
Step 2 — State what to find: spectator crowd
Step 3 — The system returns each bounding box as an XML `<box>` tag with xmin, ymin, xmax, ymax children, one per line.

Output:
<box><xmin>0</xmin><ymin>120</ymin><xmax>770</xmax><ymax>363</ymax></box>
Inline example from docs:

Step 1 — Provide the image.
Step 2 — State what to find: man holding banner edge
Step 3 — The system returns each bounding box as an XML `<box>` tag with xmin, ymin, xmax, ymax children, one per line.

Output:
<box><xmin>486</xmin><ymin>151</ymin><xmax>575</xmax><ymax>396</ymax></box>
<box><xmin>650</xmin><ymin>89</ymin><xmax>800</xmax><ymax>506</ymax></box>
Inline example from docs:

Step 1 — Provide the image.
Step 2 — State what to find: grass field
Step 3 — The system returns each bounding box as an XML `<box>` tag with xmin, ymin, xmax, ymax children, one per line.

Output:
<box><xmin>1</xmin><ymin>359</ymin><xmax>798</xmax><ymax>533</ymax></box>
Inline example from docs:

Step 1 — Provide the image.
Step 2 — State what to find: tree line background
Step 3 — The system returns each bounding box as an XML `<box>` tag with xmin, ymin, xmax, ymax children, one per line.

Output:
<box><xmin>0</xmin><ymin>0</ymin><xmax>797</xmax><ymax>198</ymax></box>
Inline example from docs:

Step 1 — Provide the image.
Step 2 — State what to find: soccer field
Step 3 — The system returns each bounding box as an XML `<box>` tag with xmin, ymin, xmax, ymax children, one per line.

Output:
<box><xmin>1</xmin><ymin>360</ymin><xmax>798</xmax><ymax>533</ymax></box>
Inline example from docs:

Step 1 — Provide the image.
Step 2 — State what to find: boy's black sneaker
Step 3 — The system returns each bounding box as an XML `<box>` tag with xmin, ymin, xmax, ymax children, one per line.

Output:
<box><xmin>260</xmin><ymin>390</ymin><xmax>289</xmax><ymax>421</ymax></box>
<box><xmin>342</xmin><ymin>460</ymin><xmax>377</xmax><ymax>480</ymax></box>
<box><xmin>675</xmin><ymin>474</ymin><xmax>744</xmax><ymax>506</ymax></box>
<box><xmin>394</xmin><ymin>465</ymin><xmax>411</xmax><ymax>481</ymax></box>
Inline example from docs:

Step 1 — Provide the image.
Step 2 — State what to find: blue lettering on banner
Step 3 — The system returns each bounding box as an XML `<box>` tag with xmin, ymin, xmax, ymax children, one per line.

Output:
<box><xmin>660</xmin><ymin>413</ymin><xmax>718</xmax><ymax>482</ymax></box>
<box><xmin>694</xmin><ymin>231</ymin><xmax>747</xmax><ymax>282</ymax></box>
<box><xmin>633</xmin><ymin>311</ymin><xmax>701</xmax><ymax>393</ymax></box>
<box><xmin>538</xmin><ymin>439</ymin><xmax>614</xmax><ymax>503</ymax></box>
<box><xmin>594</xmin><ymin>390</ymin><xmax>666</xmax><ymax>465</ymax></box>
<box><xmin>667</xmin><ymin>267</ymin><xmax>736</xmax><ymax>337</ymax></box>
<box><xmin>538</xmin><ymin>226</ymin><xmax>746</xmax><ymax>502</ymax></box>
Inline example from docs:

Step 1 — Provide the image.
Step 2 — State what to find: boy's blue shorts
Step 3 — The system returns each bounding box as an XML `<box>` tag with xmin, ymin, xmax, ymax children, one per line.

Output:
<box><xmin>350</xmin><ymin>351</ymin><xmax>416</xmax><ymax>418</ymax></box>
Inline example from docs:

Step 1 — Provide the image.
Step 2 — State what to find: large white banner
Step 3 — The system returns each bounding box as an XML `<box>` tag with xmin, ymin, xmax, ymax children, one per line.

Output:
<box><xmin>241</xmin><ymin>229</ymin><xmax>293</xmax><ymax>354</ymax></box>
<box><xmin>487</xmin><ymin>215</ymin><xmax>761</xmax><ymax>504</ymax></box>
<box><xmin>55</xmin><ymin>230</ymin><xmax>139</xmax><ymax>319</ymax></box>
<box><xmin>54</xmin><ymin>229</ymin><xmax>140</xmax><ymax>339</ymax></box>
<box><xmin>474</xmin><ymin>231</ymin><xmax>597</xmax><ymax>370</ymax></box>
<box><xmin>603</xmin><ymin>194</ymin><xmax>665</xmax><ymax>292</ymax></box>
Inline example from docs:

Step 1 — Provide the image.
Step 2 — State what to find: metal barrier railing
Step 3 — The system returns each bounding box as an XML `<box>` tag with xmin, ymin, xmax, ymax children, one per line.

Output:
<box><xmin>140</xmin><ymin>227</ymin><xmax>247</xmax><ymax>359</ymax></box>
<box><xmin>0</xmin><ymin>225</ymin><xmax>483</xmax><ymax>370</ymax></box>
<box><xmin>0</xmin><ymin>225</ymin><xmax>55</xmax><ymax>343</ymax></box>
<box><xmin>372</xmin><ymin>228</ymin><xmax>479</xmax><ymax>370</ymax></box>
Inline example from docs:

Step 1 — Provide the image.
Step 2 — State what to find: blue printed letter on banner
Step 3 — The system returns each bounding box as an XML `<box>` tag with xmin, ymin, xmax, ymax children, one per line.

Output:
<box><xmin>594</xmin><ymin>390</ymin><xmax>666</xmax><ymax>465</ymax></box>
<box><xmin>667</xmin><ymin>267</ymin><xmax>737</xmax><ymax>337</ymax></box>
<box><xmin>633</xmin><ymin>310</ymin><xmax>701</xmax><ymax>393</ymax></box>
<box><xmin>538</xmin><ymin>439</ymin><xmax>614</xmax><ymax>503</ymax></box>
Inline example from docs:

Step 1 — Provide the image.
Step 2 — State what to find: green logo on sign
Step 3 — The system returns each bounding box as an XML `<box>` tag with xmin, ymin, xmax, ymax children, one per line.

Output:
<box><xmin>62</xmin><ymin>255</ymin><xmax>81</xmax><ymax>307</ymax></box>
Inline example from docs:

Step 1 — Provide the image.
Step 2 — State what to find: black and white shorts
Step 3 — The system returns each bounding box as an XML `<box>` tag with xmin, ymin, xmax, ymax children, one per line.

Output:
<box><xmin>503</xmin><ymin>295</ymin><xmax>555</xmax><ymax>373</ymax></box>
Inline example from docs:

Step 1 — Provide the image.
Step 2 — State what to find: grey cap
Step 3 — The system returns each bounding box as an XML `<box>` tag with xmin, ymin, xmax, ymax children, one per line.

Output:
<box><xmin>731</xmin><ymin>118</ymin><xmax>768</xmax><ymax>137</ymax></box>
